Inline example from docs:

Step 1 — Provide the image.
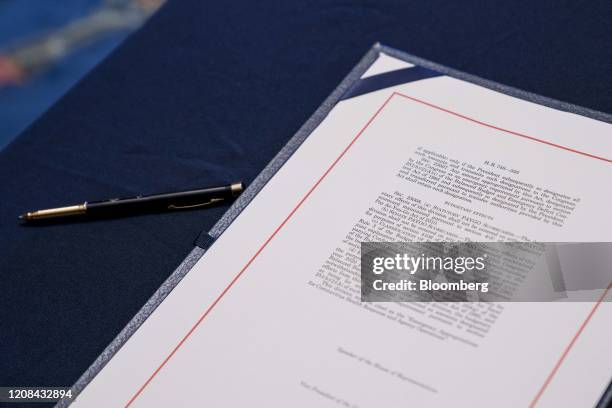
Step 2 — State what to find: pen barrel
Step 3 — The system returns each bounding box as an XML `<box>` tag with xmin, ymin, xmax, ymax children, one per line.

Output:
<box><xmin>86</xmin><ymin>184</ymin><xmax>242</xmax><ymax>217</ymax></box>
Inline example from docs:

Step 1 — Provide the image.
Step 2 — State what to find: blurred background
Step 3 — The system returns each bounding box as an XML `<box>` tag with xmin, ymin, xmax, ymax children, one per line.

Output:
<box><xmin>0</xmin><ymin>0</ymin><xmax>164</xmax><ymax>150</ymax></box>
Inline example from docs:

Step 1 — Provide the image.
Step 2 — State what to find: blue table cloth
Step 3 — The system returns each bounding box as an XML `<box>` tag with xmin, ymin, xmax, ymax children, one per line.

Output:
<box><xmin>1</xmin><ymin>1</ymin><xmax>611</xmax><ymax>406</ymax></box>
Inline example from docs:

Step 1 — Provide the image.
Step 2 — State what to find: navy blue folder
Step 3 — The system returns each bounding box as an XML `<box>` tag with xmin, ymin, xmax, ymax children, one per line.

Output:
<box><xmin>58</xmin><ymin>44</ymin><xmax>612</xmax><ymax>406</ymax></box>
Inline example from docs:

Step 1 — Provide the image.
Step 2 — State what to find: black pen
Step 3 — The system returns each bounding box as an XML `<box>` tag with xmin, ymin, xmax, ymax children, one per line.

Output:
<box><xmin>19</xmin><ymin>182</ymin><xmax>244</xmax><ymax>221</ymax></box>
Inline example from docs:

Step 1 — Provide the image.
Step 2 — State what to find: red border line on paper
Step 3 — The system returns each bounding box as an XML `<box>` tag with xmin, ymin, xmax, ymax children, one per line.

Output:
<box><xmin>394</xmin><ymin>92</ymin><xmax>612</xmax><ymax>163</ymax></box>
<box><xmin>124</xmin><ymin>92</ymin><xmax>611</xmax><ymax>407</ymax></box>
<box><xmin>528</xmin><ymin>281</ymin><xmax>612</xmax><ymax>408</ymax></box>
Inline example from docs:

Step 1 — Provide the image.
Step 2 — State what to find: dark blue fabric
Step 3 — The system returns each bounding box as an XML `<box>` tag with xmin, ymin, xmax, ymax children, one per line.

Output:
<box><xmin>342</xmin><ymin>66</ymin><xmax>443</xmax><ymax>99</ymax></box>
<box><xmin>1</xmin><ymin>0</ymin><xmax>611</xmax><ymax>405</ymax></box>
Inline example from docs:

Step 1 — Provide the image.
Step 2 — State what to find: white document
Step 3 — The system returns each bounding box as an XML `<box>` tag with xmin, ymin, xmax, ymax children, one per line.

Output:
<box><xmin>72</xmin><ymin>54</ymin><xmax>612</xmax><ymax>408</ymax></box>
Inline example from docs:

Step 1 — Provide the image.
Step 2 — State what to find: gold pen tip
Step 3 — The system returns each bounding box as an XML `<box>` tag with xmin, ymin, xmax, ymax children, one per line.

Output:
<box><xmin>231</xmin><ymin>182</ymin><xmax>245</xmax><ymax>197</ymax></box>
<box><xmin>18</xmin><ymin>214</ymin><xmax>26</xmax><ymax>220</ymax></box>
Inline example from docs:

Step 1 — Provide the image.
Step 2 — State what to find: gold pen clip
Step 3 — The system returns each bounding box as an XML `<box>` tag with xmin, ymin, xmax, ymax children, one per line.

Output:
<box><xmin>168</xmin><ymin>198</ymin><xmax>225</xmax><ymax>210</ymax></box>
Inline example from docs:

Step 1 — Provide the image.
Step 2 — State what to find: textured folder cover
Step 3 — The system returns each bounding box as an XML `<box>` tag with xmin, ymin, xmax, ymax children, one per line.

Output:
<box><xmin>60</xmin><ymin>44</ymin><xmax>612</xmax><ymax>407</ymax></box>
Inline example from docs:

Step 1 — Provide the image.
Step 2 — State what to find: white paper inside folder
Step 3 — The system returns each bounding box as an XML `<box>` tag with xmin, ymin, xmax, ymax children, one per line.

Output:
<box><xmin>360</xmin><ymin>53</ymin><xmax>414</xmax><ymax>78</ymax></box>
